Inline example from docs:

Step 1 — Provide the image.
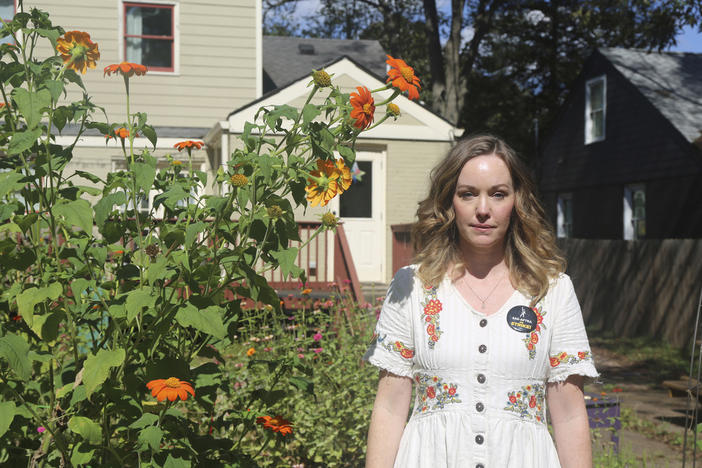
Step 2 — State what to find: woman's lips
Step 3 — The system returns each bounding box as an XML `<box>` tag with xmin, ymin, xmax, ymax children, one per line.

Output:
<box><xmin>470</xmin><ymin>224</ymin><xmax>494</xmax><ymax>232</ymax></box>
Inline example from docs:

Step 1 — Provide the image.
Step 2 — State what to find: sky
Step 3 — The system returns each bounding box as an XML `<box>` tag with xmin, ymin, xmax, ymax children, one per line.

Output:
<box><xmin>291</xmin><ymin>0</ymin><xmax>702</xmax><ymax>53</ymax></box>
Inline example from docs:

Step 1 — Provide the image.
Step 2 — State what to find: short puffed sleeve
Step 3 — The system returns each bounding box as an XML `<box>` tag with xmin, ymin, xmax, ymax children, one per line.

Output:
<box><xmin>363</xmin><ymin>266</ymin><xmax>415</xmax><ymax>378</ymax></box>
<box><xmin>547</xmin><ymin>274</ymin><xmax>599</xmax><ymax>383</ymax></box>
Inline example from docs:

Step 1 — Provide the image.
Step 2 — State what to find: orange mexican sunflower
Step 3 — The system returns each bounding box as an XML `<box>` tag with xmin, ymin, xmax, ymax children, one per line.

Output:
<box><xmin>305</xmin><ymin>159</ymin><xmax>341</xmax><ymax>207</ymax></box>
<box><xmin>114</xmin><ymin>127</ymin><xmax>130</xmax><ymax>139</ymax></box>
<box><xmin>146</xmin><ymin>377</ymin><xmax>195</xmax><ymax>402</ymax></box>
<box><xmin>256</xmin><ymin>415</ymin><xmax>293</xmax><ymax>436</ymax></box>
<box><xmin>335</xmin><ymin>158</ymin><xmax>352</xmax><ymax>192</ymax></box>
<box><xmin>386</xmin><ymin>55</ymin><xmax>421</xmax><ymax>101</ymax></box>
<box><xmin>104</xmin><ymin>62</ymin><xmax>148</xmax><ymax>78</ymax></box>
<box><xmin>56</xmin><ymin>31</ymin><xmax>100</xmax><ymax>74</ymax></box>
<box><xmin>174</xmin><ymin>140</ymin><xmax>204</xmax><ymax>151</ymax></box>
<box><xmin>246</xmin><ymin>347</ymin><xmax>256</xmax><ymax>357</ymax></box>
<box><xmin>349</xmin><ymin>86</ymin><xmax>375</xmax><ymax>130</ymax></box>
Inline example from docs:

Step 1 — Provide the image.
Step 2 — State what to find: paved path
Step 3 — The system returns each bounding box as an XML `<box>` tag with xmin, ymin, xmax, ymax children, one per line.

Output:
<box><xmin>589</xmin><ymin>345</ymin><xmax>702</xmax><ymax>467</ymax></box>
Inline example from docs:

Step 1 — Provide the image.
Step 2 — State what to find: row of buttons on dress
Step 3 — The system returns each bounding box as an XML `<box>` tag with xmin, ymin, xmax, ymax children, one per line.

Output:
<box><xmin>475</xmin><ymin>318</ymin><xmax>488</xmax><ymax>468</ymax></box>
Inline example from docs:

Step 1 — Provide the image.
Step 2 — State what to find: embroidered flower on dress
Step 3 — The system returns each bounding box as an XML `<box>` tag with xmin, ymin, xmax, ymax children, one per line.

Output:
<box><xmin>549</xmin><ymin>350</ymin><xmax>592</xmax><ymax>367</ymax></box>
<box><xmin>504</xmin><ymin>383</ymin><xmax>545</xmax><ymax>422</ymax></box>
<box><xmin>377</xmin><ymin>333</ymin><xmax>415</xmax><ymax>359</ymax></box>
<box><xmin>522</xmin><ymin>305</ymin><xmax>546</xmax><ymax>359</ymax></box>
<box><xmin>414</xmin><ymin>373</ymin><xmax>461</xmax><ymax>413</ymax></box>
<box><xmin>421</xmin><ymin>285</ymin><xmax>443</xmax><ymax>347</ymax></box>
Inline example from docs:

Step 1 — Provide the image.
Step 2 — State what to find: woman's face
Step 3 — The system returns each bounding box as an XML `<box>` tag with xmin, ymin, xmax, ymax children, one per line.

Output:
<box><xmin>452</xmin><ymin>154</ymin><xmax>515</xmax><ymax>253</ymax></box>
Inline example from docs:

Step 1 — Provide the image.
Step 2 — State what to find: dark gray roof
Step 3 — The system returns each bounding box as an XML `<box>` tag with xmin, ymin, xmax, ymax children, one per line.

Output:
<box><xmin>600</xmin><ymin>47</ymin><xmax>702</xmax><ymax>143</ymax></box>
<box><xmin>263</xmin><ymin>35</ymin><xmax>387</xmax><ymax>92</ymax></box>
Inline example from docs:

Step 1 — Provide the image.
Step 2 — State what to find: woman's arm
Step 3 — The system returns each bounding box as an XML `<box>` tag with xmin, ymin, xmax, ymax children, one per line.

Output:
<box><xmin>546</xmin><ymin>375</ymin><xmax>591</xmax><ymax>468</ymax></box>
<box><xmin>365</xmin><ymin>370</ymin><xmax>413</xmax><ymax>468</ymax></box>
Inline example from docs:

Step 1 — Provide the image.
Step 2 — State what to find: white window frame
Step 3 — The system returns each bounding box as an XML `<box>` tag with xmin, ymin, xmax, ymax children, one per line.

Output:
<box><xmin>585</xmin><ymin>75</ymin><xmax>606</xmax><ymax>144</ymax></box>
<box><xmin>556</xmin><ymin>192</ymin><xmax>573</xmax><ymax>239</ymax></box>
<box><xmin>118</xmin><ymin>0</ymin><xmax>180</xmax><ymax>76</ymax></box>
<box><xmin>623</xmin><ymin>183</ymin><xmax>645</xmax><ymax>240</ymax></box>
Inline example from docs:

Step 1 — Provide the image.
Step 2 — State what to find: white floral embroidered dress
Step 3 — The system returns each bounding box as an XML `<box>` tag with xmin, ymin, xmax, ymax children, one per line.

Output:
<box><xmin>364</xmin><ymin>266</ymin><xmax>598</xmax><ymax>468</ymax></box>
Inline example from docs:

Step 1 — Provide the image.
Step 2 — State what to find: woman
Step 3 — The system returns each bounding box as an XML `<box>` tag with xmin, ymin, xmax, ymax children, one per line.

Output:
<box><xmin>364</xmin><ymin>135</ymin><xmax>597</xmax><ymax>468</ymax></box>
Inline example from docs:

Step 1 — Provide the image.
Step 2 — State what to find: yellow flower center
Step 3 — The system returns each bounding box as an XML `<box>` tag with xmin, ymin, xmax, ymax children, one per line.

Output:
<box><xmin>400</xmin><ymin>66</ymin><xmax>414</xmax><ymax>83</ymax></box>
<box><xmin>362</xmin><ymin>103</ymin><xmax>373</xmax><ymax>115</ymax></box>
<box><xmin>165</xmin><ymin>377</ymin><xmax>180</xmax><ymax>388</ymax></box>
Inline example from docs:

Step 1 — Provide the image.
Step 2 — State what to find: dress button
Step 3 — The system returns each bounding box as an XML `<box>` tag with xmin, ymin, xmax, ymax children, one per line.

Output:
<box><xmin>479</xmin><ymin>318</ymin><xmax>487</xmax><ymax>327</ymax></box>
<box><xmin>478</xmin><ymin>344</ymin><xmax>487</xmax><ymax>353</ymax></box>
<box><xmin>476</xmin><ymin>402</ymin><xmax>484</xmax><ymax>412</ymax></box>
<box><xmin>477</xmin><ymin>374</ymin><xmax>486</xmax><ymax>384</ymax></box>
<box><xmin>475</xmin><ymin>434</ymin><xmax>484</xmax><ymax>444</ymax></box>
<box><xmin>476</xmin><ymin>465</ymin><xmax>485</xmax><ymax>468</ymax></box>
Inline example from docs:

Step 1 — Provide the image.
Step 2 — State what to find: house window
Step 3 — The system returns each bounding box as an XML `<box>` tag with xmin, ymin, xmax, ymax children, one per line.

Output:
<box><xmin>556</xmin><ymin>193</ymin><xmax>573</xmax><ymax>238</ymax></box>
<box><xmin>123</xmin><ymin>2</ymin><xmax>175</xmax><ymax>72</ymax></box>
<box><xmin>623</xmin><ymin>184</ymin><xmax>645</xmax><ymax>240</ymax></box>
<box><xmin>585</xmin><ymin>75</ymin><xmax>606</xmax><ymax>144</ymax></box>
<box><xmin>0</xmin><ymin>0</ymin><xmax>15</xmax><ymax>45</ymax></box>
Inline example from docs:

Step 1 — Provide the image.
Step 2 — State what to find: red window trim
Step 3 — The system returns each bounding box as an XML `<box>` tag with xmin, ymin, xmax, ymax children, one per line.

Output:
<box><xmin>1</xmin><ymin>0</ymin><xmax>17</xmax><ymax>45</ymax></box>
<box><xmin>123</xmin><ymin>1</ymin><xmax>175</xmax><ymax>72</ymax></box>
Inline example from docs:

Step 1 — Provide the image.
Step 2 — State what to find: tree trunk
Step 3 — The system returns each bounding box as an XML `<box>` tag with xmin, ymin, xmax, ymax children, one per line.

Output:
<box><xmin>423</xmin><ymin>0</ymin><xmax>447</xmax><ymax>116</ymax></box>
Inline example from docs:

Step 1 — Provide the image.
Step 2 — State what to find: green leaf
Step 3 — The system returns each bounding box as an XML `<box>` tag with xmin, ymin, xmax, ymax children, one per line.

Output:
<box><xmin>94</xmin><ymin>192</ymin><xmax>126</xmax><ymax>227</ymax></box>
<box><xmin>68</xmin><ymin>416</ymin><xmax>102</xmax><ymax>445</ymax></box>
<box><xmin>74</xmin><ymin>170</ymin><xmax>104</xmax><ymax>185</ymax></box>
<box><xmin>53</xmin><ymin>199</ymin><xmax>93</xmax><ymax>233</ymax></box>
<box><xmin>138</xmin><ymin>425</ymin><xmax>163</xmax><ymax>452</ymax></box>
<box><xmin>82</xmin><ymin>348</ymin><xmax>125</xmax><ymax>397</ymax></box>
<box><xmin>289</xmin><ymin>376</ymin><xmax>315</xmax><ymax>394</ymax></box>
<box><xmin>0</xmin><ymin>171</ymin><xmax>25</xmax><ymax>199</ymax></box>
<box><xmin>70</xmin><ymin>278</ymin><xmax>91</xmax><ymax>301</ymax></box>
<box><xmin>154</xmin><ymin>186</ymin><xmax>188</xmax><ymax>210</ymax></box>
<box><xmin>147</xmin><ymin>256</ymin><xmax>168</xmax><ymax>284</ymax></box>
<box><xmin>16</xmin><ymin>283</ymin><xmax>62</xmax><ymax>327</ymax></box>
<box><xmin>30</xmin><ymin>310</ymin><xmax>63</xmax><ymax>341</ymax></box>
<box><xmin>164</xmin><ymin>455</ymin><xmax>191</xmax><ymax>468</ymax></box>
<box><xmin>0</xmin><ymin>334</ymin><xmax>31</xmax><ymax>380</ymax></box>
<box><xmin>302</xmin><ymin>103</ymin><xmax>321</xmax><ymax>124</ymax></box>
<box><xmin>8</xmin><ymin>127</ymin><xmax>42</xmax><ymax>155</ymax></box>
<box><xmin>185</xmin><ymin>222</ymin><xmax>205</xmax><ymax>247</ymax></box>
<box><xmin>175</xmin><ymin>304</ymin><xmax>225</xmax><ymax>339</ymax></box>
<box><xmin>63</xmin><ymin>69</ymin><xmax>86</xmax><ymax>90</ymax></box>
<box><xmin>36</xmin><ymin>28</ymin><xmax>60</xmax><ymax>48</ymax></box>
<box><xmin>0</xmin><ymin>401</ymin><xmax>16</xmax><ymax>438</ymax></box>
<box><xmin>70</xmin><ymin>441</ymin><xmax>95</xmax><ymax>466</ymax></box>
<box><xmin>142</xmin><ymin>124</ymin><xmax>157</xmax><ymax>148</ymax></box>
<box><xmin>43</xmin><ymin>79</ymin><xmax>64</xmax><ymax>101</ymax></box>
<box><xmin>132</xmin><ymin>162</ymin><xmax>156</xmax><ymax>194</ymax></box>
<box><xmin>270</xmin><ymin>247</ymin><xmax>302</xmax><ymax>280</ymax></box>
<box><xmin>129</xmin><ymin>413</ymin><xmax>158</xmax><ymax>429</ymax></box>
<box><xmin>337</xmin><ymin>145</ymin><xmax>356</xmax><ymax>165</ymax></box>
<box><xmin>125</xmin><ymin>289</ymin><xmax>155</xmax><ymax>324</ymax></box>
<box><xmin>12</xmin><ymin>88</ymin><xmax>51</xmax><ymax>129</ymax></box>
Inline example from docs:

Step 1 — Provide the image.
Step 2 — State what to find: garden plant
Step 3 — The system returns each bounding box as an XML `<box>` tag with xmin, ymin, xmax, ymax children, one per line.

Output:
<box><xmin>0</xmin><ymin>3</ymin><xmax>419</xmax><ymax>466</ymax></box>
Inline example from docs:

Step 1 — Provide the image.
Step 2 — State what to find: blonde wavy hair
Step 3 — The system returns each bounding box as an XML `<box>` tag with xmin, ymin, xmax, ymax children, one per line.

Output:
<box><xmin>412</xmin><ymin>134</ymin><xmax>566</xmax><ymax>306</ymax></box>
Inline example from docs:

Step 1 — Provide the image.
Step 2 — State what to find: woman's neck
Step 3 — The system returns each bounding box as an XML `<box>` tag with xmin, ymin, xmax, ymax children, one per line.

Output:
<box><xmin>458</xmin><ymin>242</ymin><xmax>507</xmax><ymax>279</ymax></box>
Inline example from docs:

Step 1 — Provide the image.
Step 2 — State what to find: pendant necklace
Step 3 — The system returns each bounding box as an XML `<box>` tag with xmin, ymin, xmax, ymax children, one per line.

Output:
<box><xmin>462</xmin><ymin>271</ymin><xmax>504</xmax><ymax>309</ymax></box>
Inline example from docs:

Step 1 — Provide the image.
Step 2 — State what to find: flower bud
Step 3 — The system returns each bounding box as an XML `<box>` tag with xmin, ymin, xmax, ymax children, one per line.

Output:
<box><xmin>321</xmin><ymin>212</ymin><xmax>338</xmax><ymax>229</ymax></box>
<box><xmin>230</xmin><ymin>174</ymin><xmax>248</xmax><ymax>187</ymax></box>
<box><xmin>387</xmin><ymin>103</ymin><xmax>400</xmax><ymax>117</ymax></box>
<box><xmin>312</xmin><ymin>69</ymin><xmax>332</xmax><ymax>87</ymax></box>
<box><xmin>267</xmin><ymin>205</ymin><xmax>284</xmax><ymax>218</ymax></box>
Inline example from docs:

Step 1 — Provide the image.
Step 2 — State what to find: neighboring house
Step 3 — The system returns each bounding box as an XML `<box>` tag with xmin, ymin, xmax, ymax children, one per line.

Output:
<box><xmin>206</xmin><ymin>38</ymin><xmax>458</xmax><ymax>284</ymax></box>
<box><xmin>540</xmin><ymin>47</ymin><xmax>702</xmax><ymax>239</ymax></box>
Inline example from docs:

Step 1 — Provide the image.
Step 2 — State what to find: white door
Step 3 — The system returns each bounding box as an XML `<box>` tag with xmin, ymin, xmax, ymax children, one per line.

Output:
<box><xmin>331</xmin><ymin>151</ymin><xmax>386</xmax><ymax>282</ymax></box>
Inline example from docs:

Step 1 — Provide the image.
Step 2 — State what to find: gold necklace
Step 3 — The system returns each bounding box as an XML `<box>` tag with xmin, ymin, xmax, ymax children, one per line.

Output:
<box><xmin>462</xmin><ymin>271</ymin><xmax>504</xmax><ymax>309</ymax></box>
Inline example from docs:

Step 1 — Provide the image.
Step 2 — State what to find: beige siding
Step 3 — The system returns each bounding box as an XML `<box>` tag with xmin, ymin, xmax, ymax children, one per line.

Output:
<box><xmin>27</xmin><ymin>0</ymin><xmax>258</xmax><ymax>130</ymax></box>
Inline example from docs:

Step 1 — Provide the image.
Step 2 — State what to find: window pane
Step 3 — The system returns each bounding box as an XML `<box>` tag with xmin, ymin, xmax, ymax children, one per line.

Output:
<box><xmin>0</xmin><ymin>0</ymin><xmax>14</xmax><ymax>19</ymax></box>
<box><xmin>340</xmin><ymin>161</ymin><xmax>372</xmax><ymax>218</ymax></box>
<box><xmin>126</xmin><ymin>6</ymin><xmax>172</xmax><ymax>37</ymax></box>
<box><xmin>591</xmin><ymin>110</ymin><xmax>603</xmax><ymax>139</ymax></box>
<box><xmin>126</xmin><ymin>37</ymin><xmax>172</xmax><ymax>68</ymax></box>
<box><xmin>589</xmin><ymin>81</ymin><xmax>603</xmax><ymax>109</ymax></box>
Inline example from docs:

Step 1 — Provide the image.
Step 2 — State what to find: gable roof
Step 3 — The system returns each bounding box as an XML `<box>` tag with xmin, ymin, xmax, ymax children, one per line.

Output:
<box><xmin>263</xmin><ymin>35</ymin><xmax>387</xmax><ymax>92</ymax></box>
<box><xmin>600</xmin><ymin>47</ymin><xmax>702</xmax><ymax>143</ymax></box>
<box><xmin>222</xmin><ymin>56</ymin><xmax>457</xmax><ymax>142</ymax></box>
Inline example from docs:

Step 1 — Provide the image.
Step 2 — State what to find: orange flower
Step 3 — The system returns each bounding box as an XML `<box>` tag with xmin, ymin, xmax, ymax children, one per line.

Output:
<box><xmin>56</xmin><ymin>31</ymin><xmax>100</xmax><ymax>74</ymax></box>
<box><xmin>256</xmin><ymin>415</ymin><xmax>293</xmax><ymax>436</ymax></box>
<box><xmin>174</xmin><ymin>140</ymin><xmax>204</xmax><ymax>151</ymax></box>
<box><xmin>305</xmin><ymin>159</ymin><xmax>340</xmax><ymax>207</ymax></box>
<box><xmin>146</xmin><ymin>377</ymin><xmax>195</xmax><ymax>402</ymax></box>
<box><xmin>246</xmin><ymin>347</ymin><xmax>256</xmax><ymax>357</ymax></box>
<box><xmin>349</xmin><ymin>86</ymin><xmax>375</xmax><ymax>130</ymax></box>
<box><xmin>111</xmin><ymin>127</ymin><xmax>138</xmax><ymax>140</ymax></box>
<box><xmin>301</xmin><ymin>288</ymin><xmax>312</xmax><ymax>295</ymax></box>
<box><xmin>386</xmin><ymin>55</ymin><xmax>421</xmax><ymax>101</ymax></box>
<box><xmin>104</xmin><ymin>62</ymin><xmax>148</xmax><ymax>78</ymax></box>
<box><xmin>335</xmin><ymin>158</ymin><xmax>352</xmax><ymax>192</ymax></box>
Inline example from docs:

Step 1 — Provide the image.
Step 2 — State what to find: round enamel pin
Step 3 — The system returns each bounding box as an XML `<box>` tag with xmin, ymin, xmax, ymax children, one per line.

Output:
<box><xmin>506</xmin><ymin>305</ymin><xmax>537</xmax><ymax>333</ymax></box>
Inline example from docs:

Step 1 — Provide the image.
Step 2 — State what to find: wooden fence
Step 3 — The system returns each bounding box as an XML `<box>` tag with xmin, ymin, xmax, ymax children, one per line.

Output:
<box><xmin>559</xmin><ymin>239</ymin><xmax>702</xmax><ymax>348</ymax></box>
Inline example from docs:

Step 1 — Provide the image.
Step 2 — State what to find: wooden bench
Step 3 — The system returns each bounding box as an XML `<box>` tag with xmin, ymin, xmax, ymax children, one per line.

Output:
<box><xmin>662</xmin><ymin>376</ymin><xmax>702</xmax><ymax>399</ymax></box>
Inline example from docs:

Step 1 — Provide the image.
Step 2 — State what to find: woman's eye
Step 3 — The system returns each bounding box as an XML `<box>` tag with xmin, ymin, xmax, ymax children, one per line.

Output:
<box><xmin>493</xmin><ymin>192</ymin><xmax>505</xmax><ymax>199</ymax></box>
<box><xmin>459</xmin><ymin>192</ymin><xmax>474</xmax><ymax>199</ymax></box>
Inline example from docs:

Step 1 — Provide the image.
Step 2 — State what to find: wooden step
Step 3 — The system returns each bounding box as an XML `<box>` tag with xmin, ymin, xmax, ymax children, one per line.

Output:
<box><xmin>663</xmin><ymin>379</ymin><xmax>702</xmax><ymax>398</ymax></box>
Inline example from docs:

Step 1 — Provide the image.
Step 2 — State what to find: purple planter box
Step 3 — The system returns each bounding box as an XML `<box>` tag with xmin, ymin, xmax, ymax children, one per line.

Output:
<box><xmin>585</xmin><ymin>393</ymin><xmax>621</xmax><ymax>452</ymax></box>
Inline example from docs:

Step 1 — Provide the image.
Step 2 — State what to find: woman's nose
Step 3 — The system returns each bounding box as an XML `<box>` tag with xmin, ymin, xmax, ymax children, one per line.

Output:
<box><xmin>476</xmin><ymin>195</ymin><xmax>490</xmax><ymax>218</ymax></box>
